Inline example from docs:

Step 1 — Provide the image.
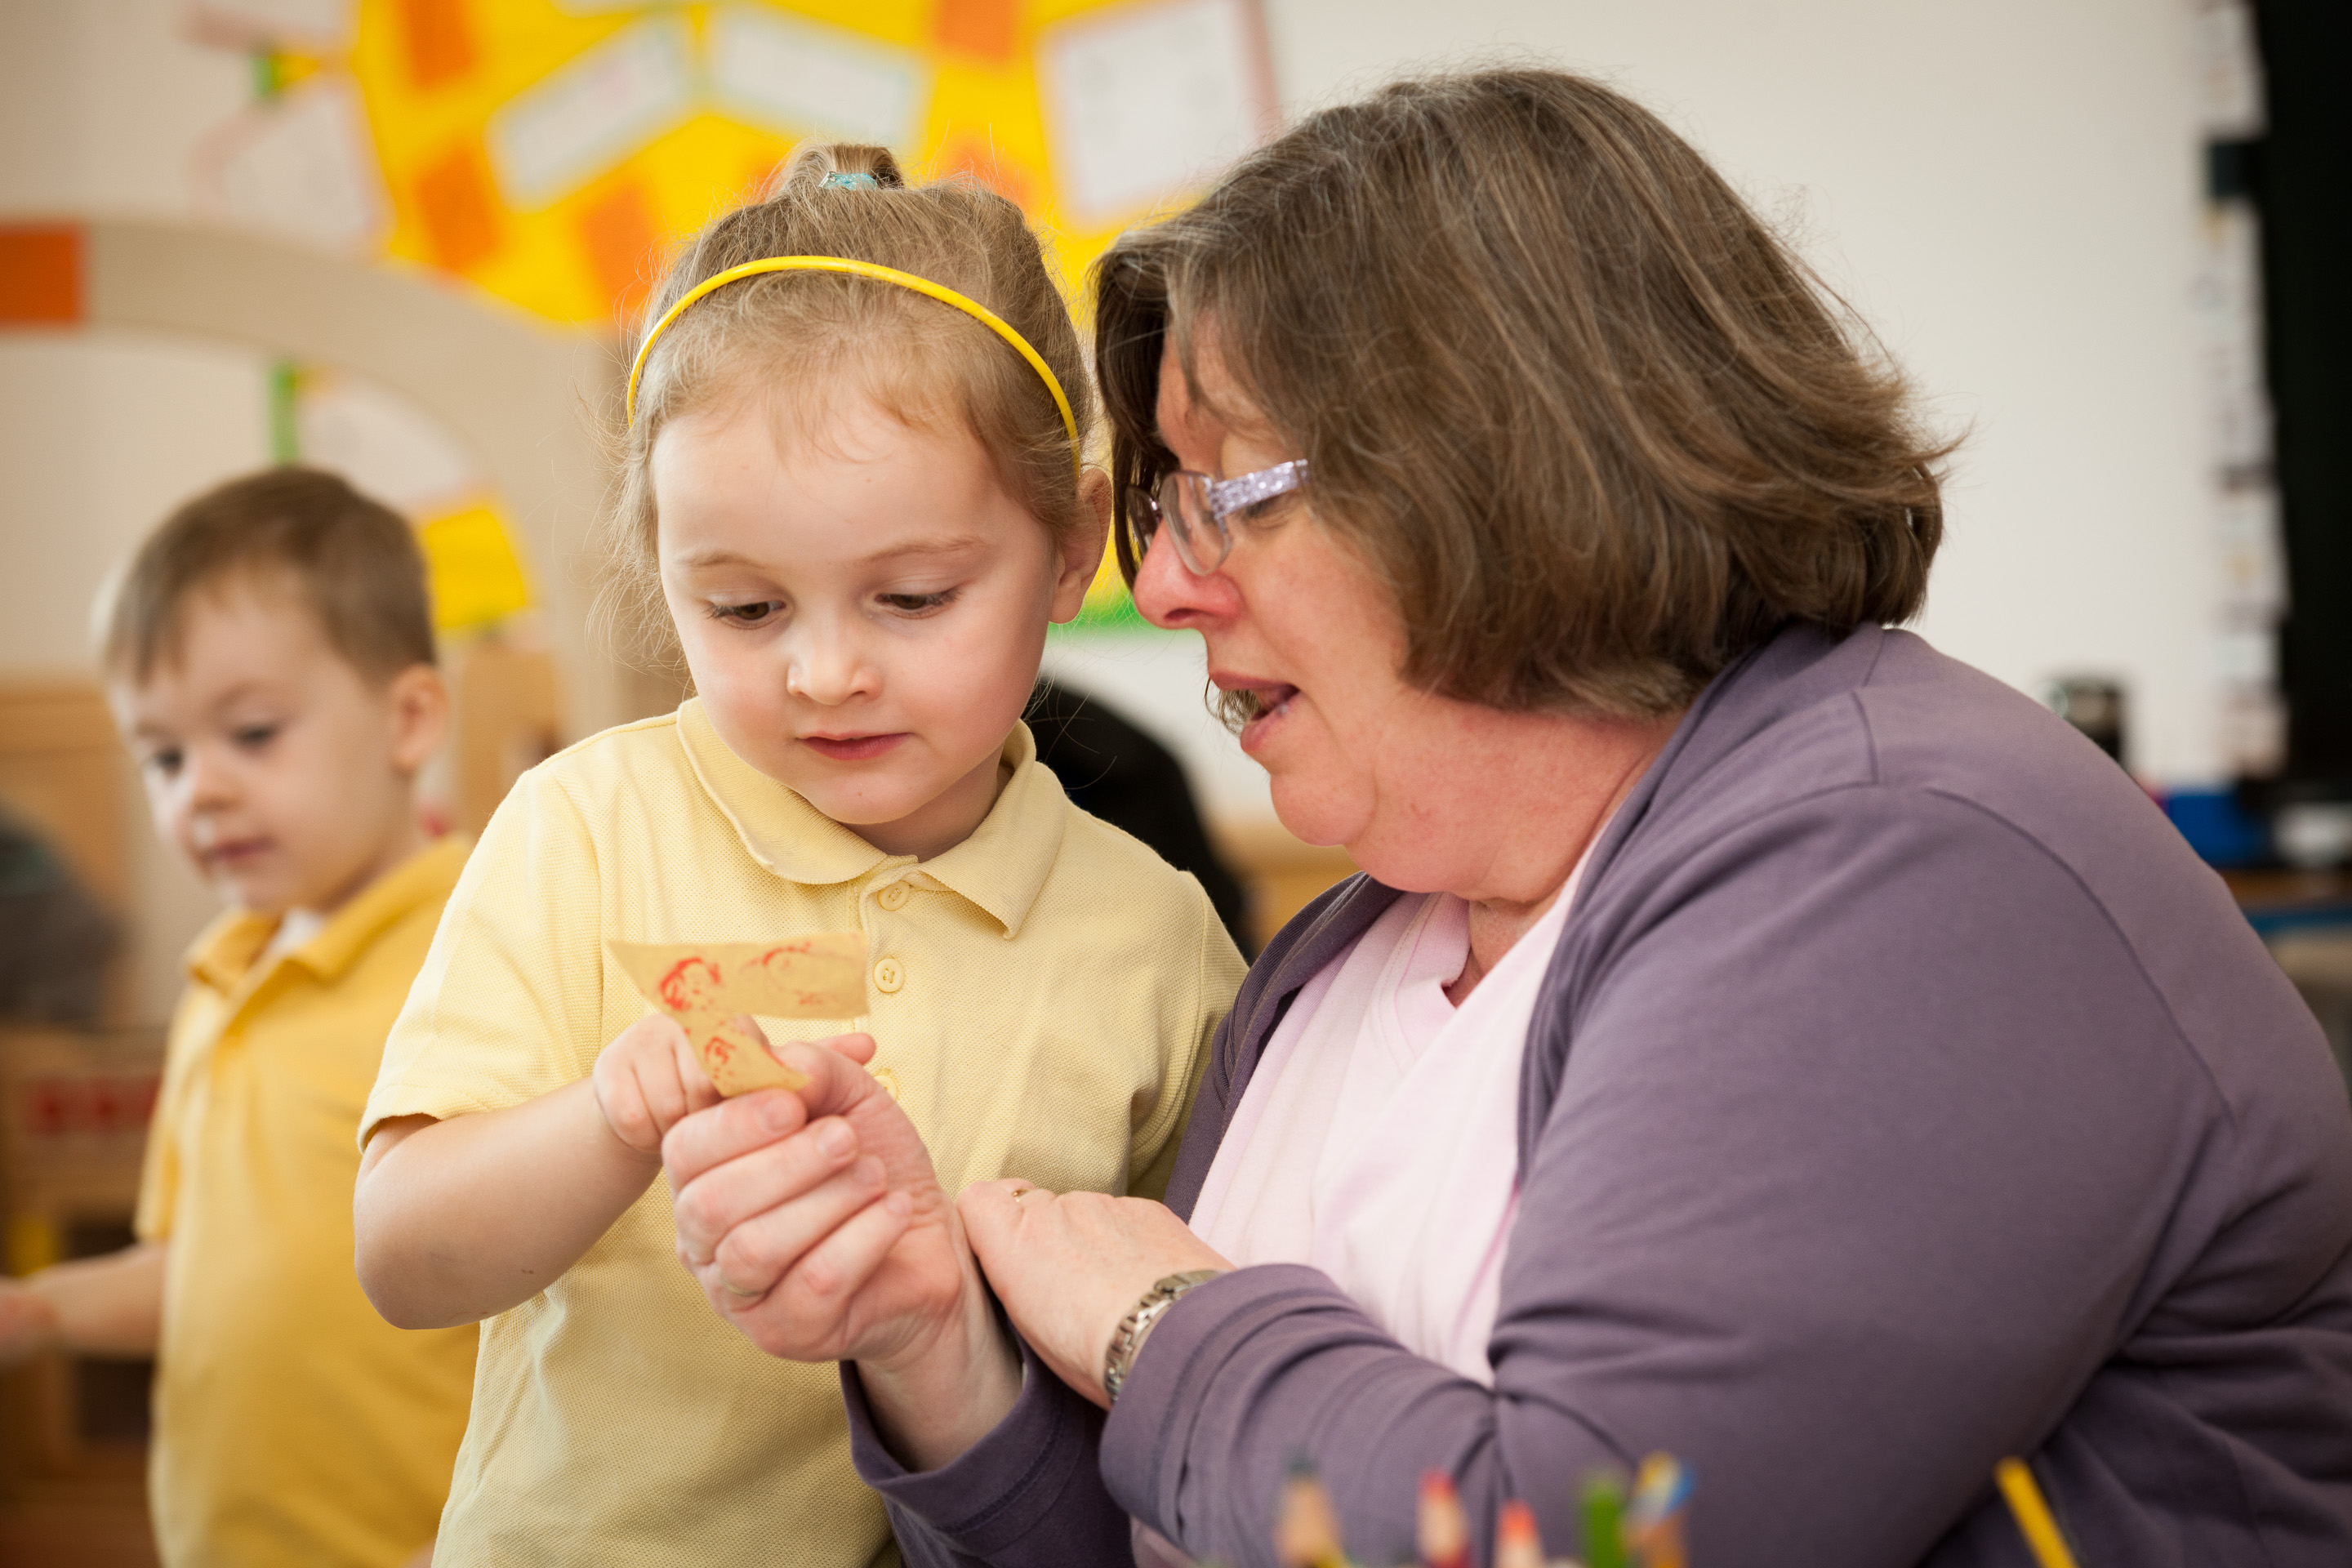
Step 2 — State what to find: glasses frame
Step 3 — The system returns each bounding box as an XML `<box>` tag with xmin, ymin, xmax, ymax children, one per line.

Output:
<box><xmin>1126</xmin><ymin>459</ymin><xmax>1310</xmax><ymax>575</ymax></box>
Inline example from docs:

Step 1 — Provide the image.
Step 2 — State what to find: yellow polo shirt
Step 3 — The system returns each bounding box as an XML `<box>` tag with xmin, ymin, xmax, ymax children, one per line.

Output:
<box><xmin>361</xmin><ymin>701</ymin><xmax>1242</xmax><ymax>1568</ymax></box>
<box><xmin>136</xmin><ymin>835</ymin><xmax>478</xmax><ymax>1568</ymax></box>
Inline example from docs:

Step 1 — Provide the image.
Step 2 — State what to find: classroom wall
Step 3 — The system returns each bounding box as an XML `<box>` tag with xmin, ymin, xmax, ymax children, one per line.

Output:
<box><xmin>0</xmin><ymin>0</ymin><xmax>2218</xmax><ymax>1016</ymax></box>
<box><xmin>1254</xmin><ymin>0</ymin><xmax>2216</xmax><ymax>789</ymax></box>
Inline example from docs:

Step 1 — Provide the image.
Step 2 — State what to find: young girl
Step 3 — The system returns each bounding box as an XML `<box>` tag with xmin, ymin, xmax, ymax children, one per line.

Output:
<box><xmin>350</xmin><ymin>145</ymin><xmax>1245</xmax><ymax>1567</ymax></box>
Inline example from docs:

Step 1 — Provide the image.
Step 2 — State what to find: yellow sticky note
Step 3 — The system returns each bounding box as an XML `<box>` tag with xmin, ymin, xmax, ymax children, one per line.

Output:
<box><xmin>607</xmin><ymin>938</ymin><xmax>866</xmax><ymax>1096</ymax></box>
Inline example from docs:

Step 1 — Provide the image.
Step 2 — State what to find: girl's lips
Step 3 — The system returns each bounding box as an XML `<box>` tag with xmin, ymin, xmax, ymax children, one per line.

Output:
<box><xmin>800</xmin><ymin>732</ymin><xmax>908</xmax><ymax>762</ymax></box>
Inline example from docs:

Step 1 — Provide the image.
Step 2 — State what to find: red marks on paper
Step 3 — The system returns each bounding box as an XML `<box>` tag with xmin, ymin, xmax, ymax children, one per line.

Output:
<box><xmin>657</xmin><ymin>955</ymin><xmax>724</xmax><ymax>1013</ymax></box>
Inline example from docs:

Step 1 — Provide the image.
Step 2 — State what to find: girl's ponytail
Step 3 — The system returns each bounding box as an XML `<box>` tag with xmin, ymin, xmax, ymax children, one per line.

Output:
<box><xmin>773</xmin><ymin>142</ymin><xmax>906</xmax><ymax>196</ymax></box>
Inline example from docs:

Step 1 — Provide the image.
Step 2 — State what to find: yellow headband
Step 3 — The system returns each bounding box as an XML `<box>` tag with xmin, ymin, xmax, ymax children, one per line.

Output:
<box><xmin>625</xmin><ymin>256</ymin><xmax>1080</xmax><ymax>475</ymax></box>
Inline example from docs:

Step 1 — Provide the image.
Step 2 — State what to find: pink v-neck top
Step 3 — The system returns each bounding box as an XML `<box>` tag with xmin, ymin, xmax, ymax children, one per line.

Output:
<box><xmin>1189</xmin><ymin>842</ymin><xmax>1596</xmax><ymax>1384</ymax></box>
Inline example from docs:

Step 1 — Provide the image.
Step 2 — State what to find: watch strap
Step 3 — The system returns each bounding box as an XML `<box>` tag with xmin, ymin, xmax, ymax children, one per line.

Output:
<box><xmin>1103</xmin><ymin>1269</ymin><xmax>1223</xmax><ymax>1404</ymax></box>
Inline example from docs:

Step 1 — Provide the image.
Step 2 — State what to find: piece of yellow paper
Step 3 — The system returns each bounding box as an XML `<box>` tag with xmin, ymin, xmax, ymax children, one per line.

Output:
<box><xmin>607</xmin><ymin>938</ymin><xmax>867</xmax><ymax>1097</ymax></box>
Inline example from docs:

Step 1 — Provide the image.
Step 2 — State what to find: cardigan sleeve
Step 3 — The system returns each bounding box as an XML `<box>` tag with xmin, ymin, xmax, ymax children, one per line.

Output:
<box><xmin>841</xmin><ymin>1334</ymin><xmax>1128</xmax><ymax>1568</ymax></box>
<box><xmin>841</xmin><ymin>1005</ymin><xmax>1250</xmax><ymax>1568</ymax></box>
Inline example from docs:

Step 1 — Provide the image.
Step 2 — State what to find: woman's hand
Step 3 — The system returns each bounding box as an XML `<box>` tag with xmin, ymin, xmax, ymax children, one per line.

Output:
<box><xmin>662</xmin><ymin>1029</ymin><xmax>1019</xmax><ymax>1468</ymax></box>
<box><xmin>959</xmin><ymin>1181</ymin><xmax>1232</xmax><ymax>1408</ymax></box>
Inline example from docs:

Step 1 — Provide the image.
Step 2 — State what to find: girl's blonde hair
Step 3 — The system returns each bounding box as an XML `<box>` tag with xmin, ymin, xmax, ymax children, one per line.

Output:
<box><xmin>602</xmin><ymin>143</ymin><xmax>1095</xmax><ymax>670</ymax></box>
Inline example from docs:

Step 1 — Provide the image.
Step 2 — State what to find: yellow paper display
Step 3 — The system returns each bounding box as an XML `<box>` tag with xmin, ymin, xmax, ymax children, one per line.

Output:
<box><xmin>607</xmin><ymin>937</ymin><xmax>866</xmax><ymax>1097</ymax></box>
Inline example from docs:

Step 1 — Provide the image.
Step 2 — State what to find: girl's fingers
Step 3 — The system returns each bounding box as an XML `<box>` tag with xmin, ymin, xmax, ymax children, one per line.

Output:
<box><xmin>674</xmin><ymin>1118</ymin><xmax>868</xmax><ymax>1265</ymax></box>
<box><xmin>674</xmin><ymin>1036</ymin><xmax>721</xmax><ymax>1102</ymax></box>
<box><xmin>598</xmin><ymin>1078</ymin><xmax>655</xmax><ymax>1152</ymax></box>
<box><xmin>639</xmin><ymin>1060</ymin><xmax>691</xmax><ymax>1139</ymax></box>
<box><xmin>703</xmin><ymin>1156</ymin><xmax>889</xmax><ymax>1295</ymax></box>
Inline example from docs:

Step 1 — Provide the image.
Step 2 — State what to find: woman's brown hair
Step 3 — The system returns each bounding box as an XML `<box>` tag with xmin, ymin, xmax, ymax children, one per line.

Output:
<box><xmin>1098</xmin><ymin>69</ymin><xmax>1950</xmax><ymax>719</ymax></box>
<box><xmin>602</xmin><ymin>142</ymin><xmax>1096</xmax><ymax>669</ymax></box>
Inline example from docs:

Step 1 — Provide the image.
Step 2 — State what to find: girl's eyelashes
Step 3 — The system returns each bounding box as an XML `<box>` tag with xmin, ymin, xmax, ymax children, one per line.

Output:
<box><xmin>232</xmin><ymin>722</ymin><xmax>280</xmax><ymax>751</ymax></box>
<box><xmin>702</xmin><ymin>588</ymin><xmax>958</xmax><ymax>625</ymax></box>
<box><xmin>877</xmin><ymin>588</ymin><xmax>959</xmax><ymax>615</ymax></box>
<box><xmin>707</xmin><ymin>599</ymin><xmax>785</xmax><ymax>628</ymax></box>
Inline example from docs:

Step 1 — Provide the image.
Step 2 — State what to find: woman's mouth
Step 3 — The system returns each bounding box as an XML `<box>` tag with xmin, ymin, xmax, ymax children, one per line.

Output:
<box><xmin>800</xmin><ymin>732</ymin><xmax>909</xmax><ymax>762</ymax></box>
<box><xmin>1215</xmin><ymin>680</ymin><xmax>1298</xmax><ymax>751</ymax></box>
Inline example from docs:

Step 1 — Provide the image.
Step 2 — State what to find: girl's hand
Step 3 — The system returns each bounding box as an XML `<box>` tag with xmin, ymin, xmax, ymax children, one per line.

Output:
<box><xmin>663</xmin><ymin>1030</ymin><xmax>1018</xmax><ymax>1468</ymax></box>
<box><xmin>958</xmin><ymin>1182</ymin><xmax>1232</xmax><ymax>1408</ymax></box>
<box><xmin>591</xmin><ymin>1013</ymin><xmax>726</xmax><ymax>1159</ymax></box>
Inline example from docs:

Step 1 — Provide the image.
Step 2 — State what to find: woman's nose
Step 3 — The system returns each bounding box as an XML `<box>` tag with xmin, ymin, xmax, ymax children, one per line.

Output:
<box><xmin>1131</xmin><ymin>528</ymin><xmax>1242</xmax><ymax>629</ymax></box>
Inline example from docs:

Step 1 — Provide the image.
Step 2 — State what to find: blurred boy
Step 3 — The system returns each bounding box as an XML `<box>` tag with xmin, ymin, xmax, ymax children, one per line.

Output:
<box><xmin>0</xmin><ymin>469</ymin><xmax>476</xmax><ymax>1567</ymax></box>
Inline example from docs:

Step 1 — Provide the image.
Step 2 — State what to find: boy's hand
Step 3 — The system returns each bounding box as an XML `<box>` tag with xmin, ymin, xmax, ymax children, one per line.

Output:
<box><xmin>591</xmin><ymin>1014</ymin><xmax>725</xmax><ymax>1159</ymax></box>
<box><xmin>0</xmin><ymin>1281</ymin><xmax>60</xmax><ymax>1365</ymax></box>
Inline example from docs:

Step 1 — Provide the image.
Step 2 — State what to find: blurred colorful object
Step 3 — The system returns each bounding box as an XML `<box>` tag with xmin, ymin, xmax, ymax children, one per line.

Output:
<box><xmin>189</xmin><ymin>0</ymin><xmax>1276</xmax><ymax>327</ymax></box>
<box><xmin>417</xmin><ymin>501</ymin><xmax>537</xmax><ymax>629</ymax></box>
<box><xmin>188</xmin><ymin>0</ymin><xmax>1269</xmax><ymax>627</ymax></box>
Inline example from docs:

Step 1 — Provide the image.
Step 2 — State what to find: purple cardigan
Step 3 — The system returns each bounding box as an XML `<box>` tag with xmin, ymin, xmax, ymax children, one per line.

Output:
<box><xmin>844</xmin><ymin>624</ymin><xmax>2352</xmax><ymax>1567</ymax></box>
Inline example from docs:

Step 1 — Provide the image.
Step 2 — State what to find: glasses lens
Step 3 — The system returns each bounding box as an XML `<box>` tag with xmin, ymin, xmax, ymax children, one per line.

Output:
<box><xmin>1124</xmin><ymin>487</ymin><xmax>1160</xmax><ymax>562</ymax></box>
<box><xmin>1156</xmin><ymin>471</ymin><xmax>1226</xmax><ymax>574</ymax></box>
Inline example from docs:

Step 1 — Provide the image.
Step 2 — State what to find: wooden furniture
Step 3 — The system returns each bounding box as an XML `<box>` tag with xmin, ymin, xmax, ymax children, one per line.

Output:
<box><xmin>452</xmin><ymin>638</ymin><xmax>563</xmax><ymax>835</ymax></box>
<box><xmin>0</xmin><ymin>687</ymin><xmax>158</xmax><ymax>1554</ymax></box>
<box><xmin>0</xmin><ymin>1027</ymin><xmax>164</xmax><ymax>1516</ymax></box>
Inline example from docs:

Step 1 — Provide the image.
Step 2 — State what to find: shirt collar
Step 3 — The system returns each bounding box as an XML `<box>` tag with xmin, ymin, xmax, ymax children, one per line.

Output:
<box><xmin>184</xmin><ymin>835</ymin><xmax>471</xmax><ymax>993</ymax></box>
<box><xmin>675</xmin><ymin>698</ymin><xmax>1068</xmax><ymax>939</ymax></box>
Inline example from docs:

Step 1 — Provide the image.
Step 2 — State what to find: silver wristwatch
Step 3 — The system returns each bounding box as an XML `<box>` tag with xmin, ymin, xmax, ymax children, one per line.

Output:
<box><xmin>1102</xmin><ymin>1270</ymin><xmax>1223</xmax><ymax>1404</ymax></box>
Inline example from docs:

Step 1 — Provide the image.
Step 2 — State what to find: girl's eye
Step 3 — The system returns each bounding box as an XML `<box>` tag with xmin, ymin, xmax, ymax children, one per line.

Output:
<box><xmin>149</xmin><ymin>747</ymin><xmax>183</xmax><ymax>777</ymax></box>
<box><xmin>709</xmin><ymin>600</ymin><xmax>783</xmax><ymax>628</ymax></box>
<box><xmin>233</xmin><ymin>724</ymin><xmax>278</xmax><ymax>751</ymax></box>
<box><xmin>879</xmin><ymin>590</ymin><xmax>956</xmax><ymax>615</ymax></box>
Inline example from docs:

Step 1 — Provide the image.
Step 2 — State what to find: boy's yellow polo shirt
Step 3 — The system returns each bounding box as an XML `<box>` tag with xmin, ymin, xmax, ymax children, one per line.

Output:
<box><xmin>362</xmin><ymin>701</ymin><xmax>1243</xmax><ymax>1568</ymax></box>
<box><xmin>136</xmin><ymin>835</ymin><xmax>477</xmax><ymax>1568</ymax></box>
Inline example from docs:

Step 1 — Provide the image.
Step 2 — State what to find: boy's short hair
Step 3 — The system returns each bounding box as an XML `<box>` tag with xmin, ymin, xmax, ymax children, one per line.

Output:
<box><xmin>103</xmin><ymin>467</ymin><xmax>436</xmax><ymax>683</ymax></box>
<box><xmin>1098</xmin><ymin>69</ymin><xmax>1950</xmax><ymax>720</ymax></box>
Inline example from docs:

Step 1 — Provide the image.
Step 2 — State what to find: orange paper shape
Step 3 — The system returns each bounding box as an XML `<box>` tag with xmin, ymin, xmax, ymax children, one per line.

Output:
<box><xmin>607</xmin><ymin>937</ymin><xmax>867</xmax><ymax>1096</ymax></box>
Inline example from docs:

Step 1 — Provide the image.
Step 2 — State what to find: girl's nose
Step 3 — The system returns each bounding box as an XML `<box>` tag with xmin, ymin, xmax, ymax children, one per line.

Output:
<box><xmin>1131</xmin><ymin>528</ymin><xmax>1243</xmax><ymax>630</ymax></box>
<box><xmin>783</xmin><ymin>621</ymin><xmax>879</xmax><ymax>706</ymax></box>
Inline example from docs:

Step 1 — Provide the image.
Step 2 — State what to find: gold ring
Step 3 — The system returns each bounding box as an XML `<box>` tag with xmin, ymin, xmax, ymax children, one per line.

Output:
<box><xmin>719</xmin><ymin>1277</ymin><xmax>764</xmax><ymax>1299</ymax></box>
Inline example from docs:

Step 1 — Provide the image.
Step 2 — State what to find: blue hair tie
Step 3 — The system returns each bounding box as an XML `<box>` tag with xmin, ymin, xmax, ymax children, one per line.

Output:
<box><xmin>820</xmin><ymin>170</ymin><xmax>880</xmax><ymax>191</ymax></box>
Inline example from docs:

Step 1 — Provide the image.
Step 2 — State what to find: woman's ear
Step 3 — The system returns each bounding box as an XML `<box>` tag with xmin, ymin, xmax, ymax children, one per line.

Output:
<box><xmin>385</xmin><ymin>663</ymin><xmax>452</xmax><ymax>777</ymax></box>
<box><xmin>1047</xmin><ymin>470</ymin><xmax>1115</xmax><ymax>624</ymax></box>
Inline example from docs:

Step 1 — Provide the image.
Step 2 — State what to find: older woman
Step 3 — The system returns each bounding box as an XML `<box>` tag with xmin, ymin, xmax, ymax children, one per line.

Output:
<box><xmin>659</xmin><ymin>72</ymin><xmax>2352</xmax><ymax>1567</ymax></box>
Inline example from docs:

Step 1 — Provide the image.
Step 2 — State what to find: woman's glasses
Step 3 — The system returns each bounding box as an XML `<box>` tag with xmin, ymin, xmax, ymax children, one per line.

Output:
<box><xmin>1125</xmin><ymin>460</ymin><xmax>1310</xmax><ymax>575</ymax></box>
